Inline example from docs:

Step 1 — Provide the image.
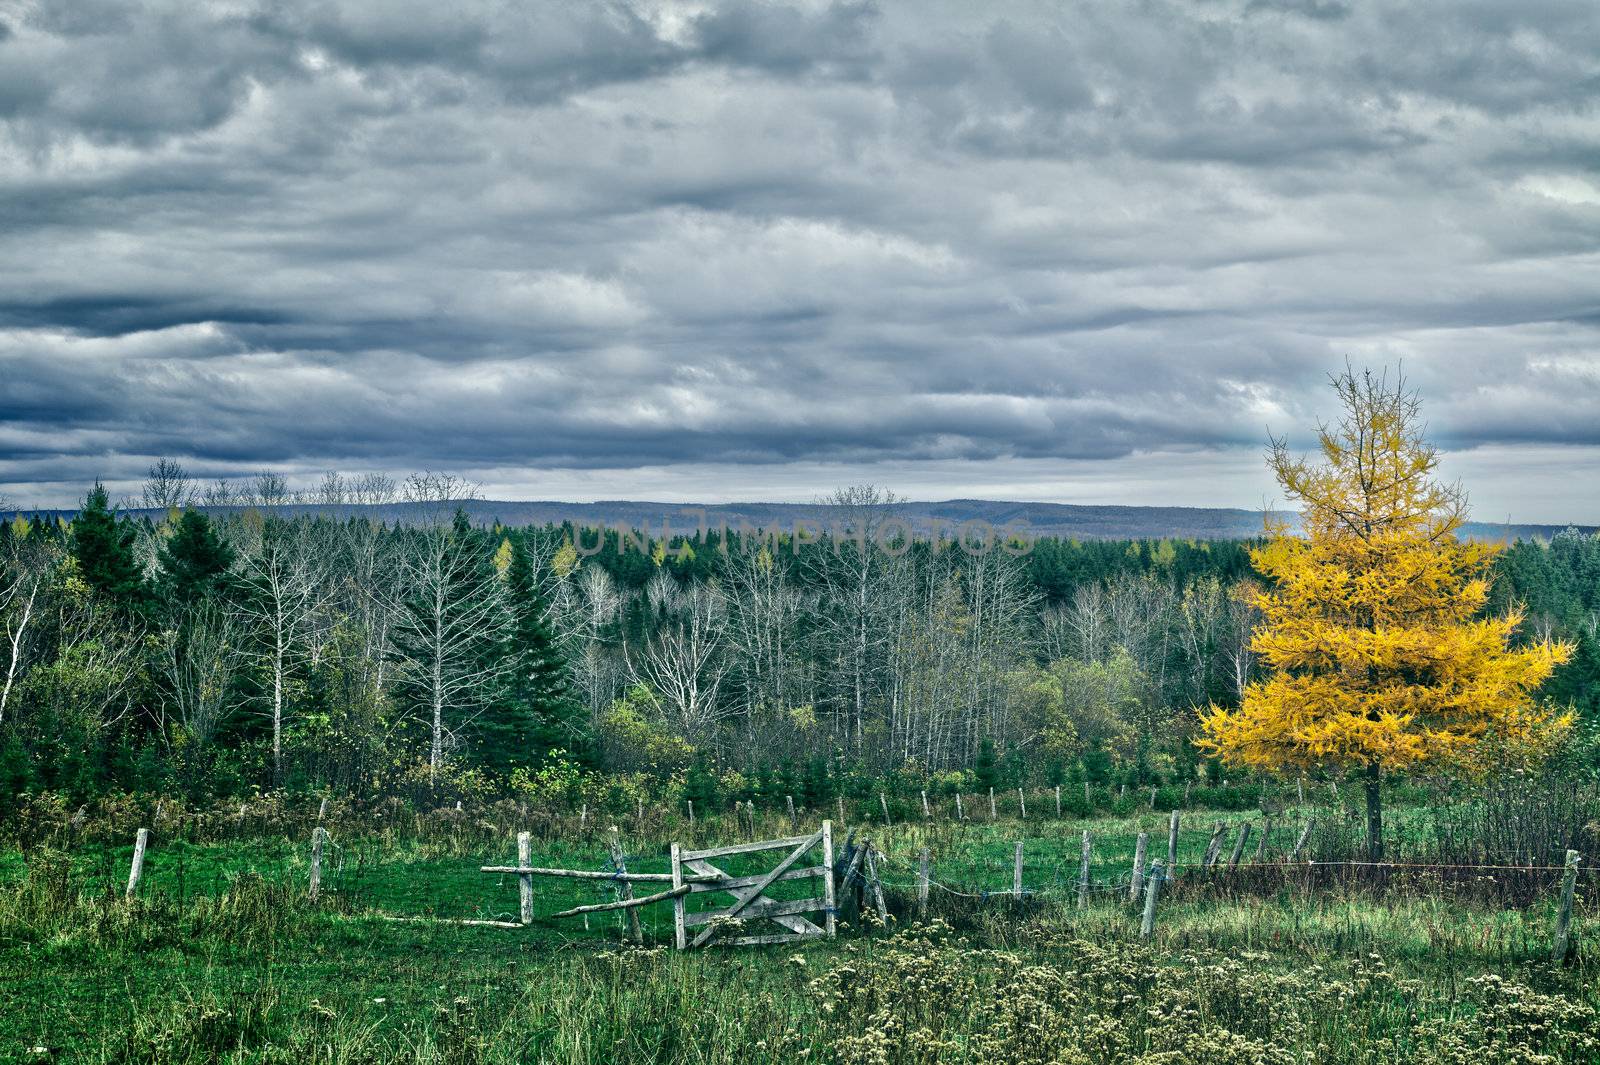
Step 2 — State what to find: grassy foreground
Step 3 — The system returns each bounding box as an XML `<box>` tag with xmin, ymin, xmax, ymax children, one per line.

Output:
<box><xmin>1</xmin><ymin>817</ymin><xmax>1597</xmax><ymax>1063</ymax></box>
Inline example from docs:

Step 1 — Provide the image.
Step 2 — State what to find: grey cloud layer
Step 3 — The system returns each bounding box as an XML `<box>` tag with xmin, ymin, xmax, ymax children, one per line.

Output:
<box><xmin>1</xmin><ymin>0</ymin><xmax>1598</xmax><ymax>502</ymax></box>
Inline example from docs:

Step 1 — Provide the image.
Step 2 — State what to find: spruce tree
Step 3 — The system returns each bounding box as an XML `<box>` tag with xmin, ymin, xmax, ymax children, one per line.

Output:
<box><xmin>481</xmin><ymin>533</ymin><xmax>580</xmax><ymax>769</ymax></box>
<box><xmin>158</xmin><ymin>509</ymin><xmax>236</xmax><ymax>606</ymax></box>
<box><xmin>71</xmin><ymin>483</ymin><xmax>147</xmax><ymax>608</ymax></box>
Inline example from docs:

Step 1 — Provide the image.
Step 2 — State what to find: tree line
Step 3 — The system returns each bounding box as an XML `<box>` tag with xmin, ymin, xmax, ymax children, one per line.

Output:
<box><xmin>1</xmin><ymin>468</ymin><xmax>1596</xmax><ymax>806</ymax></box>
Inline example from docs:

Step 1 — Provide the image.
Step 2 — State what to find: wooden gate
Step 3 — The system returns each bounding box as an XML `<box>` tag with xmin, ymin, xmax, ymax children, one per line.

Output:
<box><xmin>671</xmin><ymin>821</ymin><xmax>836</xmax><ymax>948</ymax></box>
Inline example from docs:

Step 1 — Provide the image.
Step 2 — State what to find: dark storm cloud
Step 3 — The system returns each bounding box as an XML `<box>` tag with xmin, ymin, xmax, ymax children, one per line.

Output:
<box><xmin>1</xmin><ymin>0</ymin><xmax>1599</xmax><ymax>508</ymax></box>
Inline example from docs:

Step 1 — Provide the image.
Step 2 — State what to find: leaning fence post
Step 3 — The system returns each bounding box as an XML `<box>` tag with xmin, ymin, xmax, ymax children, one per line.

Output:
<box><xmin>517</xmin><ymin>832</ymin><xmax>533</xmax><ymax>926</ymax></box>
<box><xmin>1167</xmin><ymin>810</ymin><xmax>1180</xmax><ymax>871</ymax></box>
<box><xmin>1552</xmin><ymin>849</ymin><xmax>1582</xmax><ymax>964</ymax></box>
<box><xmin>610</xmin><ymin>826</ymin><xmax>642</xmax><ymax>945</ymax></box>
<box><xmin>1290</xmin><ymin>818</ymin><xmax>1316</xmax><ymax>861</ymax></box>
<box><xmin>317</xmin><ymin>797</ymin><xmax>329</xmax><ymax>822</ymax></box>
<box><xmin>1203</xmin><ymin>822</ymin><xmax>1227</xmax><ymax>868</ymax></box>
<box><xmin>1129</xmin><ymin>832</ymin><xmax>1149</xmax><ymax>902</ymax></box>
<box><xmin>309</xmin><ymin>826</ymin><xmax>327</xmax><ymax>901</ymax></box>
<box><xmin>1149</xmin><ymin>786</ymin><xmax>1158</xmax><ymax>809</ymax></box>
<box><xmin>1013</xmin><ymin>841</ymin><xmax>1024</xmax><ymax>897</ymax></box>
<box><xmin>1229</xmin><ymin>823</ymin><xmax>1253</xmax><ymax>869</ymax></box>
<box><xmin>1140</xmin><ymin>860</ymin><xmax>1163</xmax><ymax>941</ymax></box>
<box><xmin>126</xmin><ymin>828</ymin><xmax>150</xmax><ymax>899</ymax></box>
<box><xmin>917</xmin><ymin>847</ymin><xmax>931</xmax><ymax>918</ymax></box>
<box><xmin>1078</xmin><ymin>830</ymin><xmax>1092</xmax><ymax>909</ymax></box>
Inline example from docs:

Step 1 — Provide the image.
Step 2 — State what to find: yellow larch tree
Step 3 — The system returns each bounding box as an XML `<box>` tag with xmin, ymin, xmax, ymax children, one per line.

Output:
<box><xmin>1197</xmin><ymin>367</ymin><xmax>1572</xmax><ymax>860</ymax></box>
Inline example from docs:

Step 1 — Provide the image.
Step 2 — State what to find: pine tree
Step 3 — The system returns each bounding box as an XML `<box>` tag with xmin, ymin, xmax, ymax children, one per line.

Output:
<box><xmin>158</xmin><ymin>509</ymin><xmax>236</xmax><ymax>606</ymax></box>
<box><xmin>482</xmin><ymin>533</ymin><xmax>580</xmax><ymax>769</ymax></box>
<box><xmin>71</xmin><ymin>483</ymin><xmax>147</xmax><ymax>608</ymax></box>
<box><xmin>1198</xmin><ymin>368</ymin><xmax>1573</xmax><ymax>860</ymax></box>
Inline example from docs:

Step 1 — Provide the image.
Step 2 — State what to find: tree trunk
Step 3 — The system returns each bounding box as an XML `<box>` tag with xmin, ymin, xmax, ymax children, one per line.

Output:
<box><xmin>1364</xmin><ymin>762</ymin><xmax>1383</xmax><ymax>862</ymax></box>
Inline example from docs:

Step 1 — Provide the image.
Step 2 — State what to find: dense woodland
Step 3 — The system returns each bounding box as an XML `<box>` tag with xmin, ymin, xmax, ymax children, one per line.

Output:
<box><xmin>1</xmin><ymin>469</ymin><xmax>1596</xmax><ymax>811</ymax></box>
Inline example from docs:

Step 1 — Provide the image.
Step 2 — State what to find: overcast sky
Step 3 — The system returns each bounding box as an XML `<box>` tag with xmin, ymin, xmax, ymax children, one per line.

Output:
<box><xmin>2</xmin><ymin>0</ymin><xmax>1598</xmax><ymax>520</ymax></box>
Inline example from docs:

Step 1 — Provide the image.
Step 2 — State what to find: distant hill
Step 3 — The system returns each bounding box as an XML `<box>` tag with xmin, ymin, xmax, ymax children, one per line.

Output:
<box><xmin>13</xmin><ymin>498</ymin><xmax>1592</xmax><ymax>543</ymax></box>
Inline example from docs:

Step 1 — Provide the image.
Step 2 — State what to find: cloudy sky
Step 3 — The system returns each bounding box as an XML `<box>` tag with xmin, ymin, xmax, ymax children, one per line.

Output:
<box><xmin>2</xmin><ymin>0</ymin><xmax>1598</xmax><ymax>520</ymax></box>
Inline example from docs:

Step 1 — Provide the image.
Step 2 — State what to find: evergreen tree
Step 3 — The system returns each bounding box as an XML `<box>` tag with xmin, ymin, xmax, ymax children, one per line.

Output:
<box><xmin>974</xmin><ymin>736</ymin><xmax>1000</xmax><ymax>790</ymax></box>
<box><xmin>70</xmin><ymin>483</ymin><xmax>147</xmax><ymax>608</ymax></box>
<box><xmin>158</xmin><ymin>509</ymin><xmax>236</xmax><ymax>605</ymax></box>
<box><xmin>481</xmin><ymin>533</ymin><xmax>580</xmax><ymax>770</ymax></box>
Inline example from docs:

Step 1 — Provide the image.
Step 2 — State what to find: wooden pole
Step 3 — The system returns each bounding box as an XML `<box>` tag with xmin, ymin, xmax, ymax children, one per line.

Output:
<box><xmin>1084</xmin><ymin>780</ymin><xmax>1091</xmax><ymax>806</ymax></box>
<box><xmin>1203</xmin><ymin>822</ymin><xmax>1227</xmax><ymax>868</ymax></box>
<box><xmin>637</xmin><ymin>798</ymin><xmax>644</xmax><ymax>824</ymax></box>
<box><xmin>517</xmin><ymin>832</ymin><xmax>534</xmax><ymax>925</ymax></box>
<box><xmin>609</xmin><ymin>827</ymin><xmax>641</xmax><ymax>944</ymax></box>
<box><xmin>787</xmin><ymin>794</ymin><xmax>796</xmax><ymax>826</ymax></box>
<box><xmin>988</xmin><ymin>787</ymin><xmax>997</xmax><ymax>820</ymax></box>
<box><xmin>1055</xmin><ymin>785</ymin><xmax>1061</xmax><ymax>817</ymax></box>
<box><xmin>1255</xmin><ymin>818</ymin><xmax>1273</xmax><ymax>862</ymax></box>
<box><xmin>126</xmin><ymin>828</ymin><xmax>149</xmax><ymax>899</ymax></box>
<box><xmin>1228</xmin><ymin>823</ymin><xmax>1252</xmax><ymax>869</ymax></box>
<box><xmin>880</xmin><ymin>793</ymin><xmax>891</xmax><ymax>825</ymax></box>
<box><xmin>955</xmin><ymin>793</ymin><xmax>964</xmax><ymax>820</ymax></box>
<box><xmin>1129</xmin><ymin>832</ymin><xmax>1148</xmax><ymax>902</ymax></box>
<box><xmin>917</xmin><ymin>847</ymin><xmax>931</xmax><ymax>918</ymax></box>
<box><xmin>552</xmin><ymin>884</ymin><xmax>687</xmax><ymax>919</ymax></box>
<box><xmin>863</xmin><ymin>846</ymin><xmax>887</xmax><ymax>916</ymax></box>
<box><xmin>1140</xmin><ymin>861</ymin><xmax>1163</xmax><ymax>942</ymax></box>
<box><xmin>837</xmin><ymin>796</ymin><xmax>845</xmax><ymax>825</ymax></box>
<box><xmin>1017</xmin><ymin>787</ymin><xmax>1026</xmax><ymax>819</ymax></box>
<box><xmin>1013</xmin><ymin>841</ymin><xmax>1024</xmax><ymax>897</ymax></box>
<box><xmin>687</xmin><ymin>800</ymin><xmax>694</xmax><ymax>827</ymax></box>
<box><xmin>579</xmin><ymin>804</ymin><xmax>588</xmax><ymax>834</ymax></box>
<box><xmin>1167</xmin><ymin>810</ymin><xmax>1179</xmax><ymax>871</ymax></box>
<box><xmin>1290</xmin><ymin>818</ymin><xmax>1316</xmax><ymax>861</ymax></box>
<box><xmin>309</xmin><ymin>826</ymin><xmax>326</xmax><ymax>901</ymax></box>
<box><xmin>1078</xmin><ymin>830</ymin><xmax>1092</xmax><ymax>909</ymax></box>
<box><xmin>317</xmin><ymin>797</ymin><xmax>329</xmax><ymax>822</ymax></box>
<box><xmin>1552</xmin><ymin>849</ymin><xmax>1582</xmax><ymax>964</ymax></box>
<box><xmin>670</xmin><ymin>841</ymin><xmax>687</xmax><ymax>950</ymax></box>
<box><xmin>921</xmin><ymin>790</ymin><xmax>930</xmax><ymax>819</ymax></box>
<box><xmin>1149</xmin><ymin>786</ymin><xmax>1157</xmax><ymax>809</ymax></box>
<box><xmin>1183</xmin><ymin>780</ymin><xmax>1192</xmax><ymax>807</ymax></box>
<box><xmin>821</xmin><ymin>820</ymin><xmax>837</xmax><ymax>940</ymax></box>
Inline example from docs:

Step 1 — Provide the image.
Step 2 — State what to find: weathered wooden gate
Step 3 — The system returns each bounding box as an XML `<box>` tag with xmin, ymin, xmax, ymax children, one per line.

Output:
<box><xmin>671</xmin><ymin>822</ymin><xmax>836</xmax><ymax>949</ymax></box>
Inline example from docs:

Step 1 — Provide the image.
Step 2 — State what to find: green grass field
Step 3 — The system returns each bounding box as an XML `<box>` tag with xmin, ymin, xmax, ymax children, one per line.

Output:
<box><xmin>2</xmin><ymin>807</ymin><xmax>1596</xmax><ymax>1063</ymax></box>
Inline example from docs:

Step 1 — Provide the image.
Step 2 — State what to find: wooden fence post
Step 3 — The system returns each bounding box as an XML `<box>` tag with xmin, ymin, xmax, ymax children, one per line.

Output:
<box><xmin>1552</xmin><ymin>849</ymin><xmax>1582</xmax><ymax>964</ymax></box>
<box><xmin>921</xmin><ymin>790</ymin><xmax>930</xmax><ymax>819</ymax></box>
<box><xmin>309</xmin><ymin>826</ymin><xmax>326</xmax><ymax>901</ymax></box>
<box><xmin>1290</xmin><ymin>818</ymin><xmax>1316</xmax><ymax>862</ymax></box>
<box><xmin>989</xmin><ymin>788</ymin><xmax>997</xmax><ymax>820</ymax></box>
<box><xmin>1055</xmin><ymin>785</ymin><xmax>1062</xmax><ymax>817</ymax></box>
<box><xmin>880</xmin><ymin>793</ymin><xmax>891</xmax><ymax>825</ymax></box>
<box><xmin>1149</xmin><ymin>786</ymin><xmax>1158</xmax><ymax>809</ymax></box>
<box><xmin>317</xmin><ymin>797</ymin><xmax>329</xmax><ymax>822</ymax></box>
<box><xmin>1256</xmin><ymin>819</ymin><xmax>1273</xmax><ymax>862</ymax></box>
<box><xmin>1017</xmin><ymin>788</ymin><xmax>1026</xmax><ymax>820</ymax></box>
<box><xmin>1183</xmin><ymin>780</ymin><xmax>1192</xmax><ymax>807</ymax></box>
<box><xmin>787</xmin><ymin>794</ymin><xmax>796</xmax><ymax>826</ymax></box>
<box><xmin>636</xmin><ymin>798</ymin><xmax>644</xmax><ymax>824</ymax></box>
<box><xmin>917</xmin><ymin>847</ymin><xmax>931</xmax><ymax>918</ymax></box>
<box><xmin>1167</xmin><ymin>810</ymin><xmax>1180</xmax><ymax>871</ymax></box>
<box><xmin>1078</xmin><ymin>830</ymin><xmax>1092</xmax><ymax>909</ymax></box>
<box><xmin>821</xmin><ymin>820</ymin><xmax>838</xmax><ymax>939</ymax></box>
<box><xmin>1203</xmin><ymin>822</ymin><xmax>1227</xmax><ymax>868</ymax></box>
<box><xmin>1013</xmin><ymin>841</ymin><xmax>1024</xmax><ymax>896</ymax></box>
<box><xmin>670</xmin><ymin>841</ymin><xmax>687</xmax><ymax>950</ymax></box>
<box><xmin>517</xmin><ymin>832</ymin><xmax>533</xmax><ymax>926</ymax></box>
<box><xmin>687</xmin><ymin>800</ymin><xmax>694</xmax><ymax>827</ymax></box>
<box><xmin>126</xmin><ymin>828</ymin><xmax>149</xmax><ymax>899</ymax></box>
<box><xmin>837</xmin><ymin>796</ymin><xmax>845</xmax><ymax>825</ymax></box>
<box><xmin>1084</xmin><ymin>780</ymin><xmax>1091</xmax><ymax>806</ymax></box>
<box><xmin>956</xmin><ymin>793</ymin><xmax>964</xmax><ymax>820</ymax></box>
<box><xmin>1129</xmin><ymin>832</ymin><xmax>1148</xmax><ymax>903</ymax></box>
<box><xmin>609</xmin><ymin>826</ymin><xmax>641</xmax><ymax>944</ymax></box>
<box><xmin>1140</xmin><ymin>861</ymin><xmax>1163</xmax><ymax>941</ymax></box>
<box><xmin>1228</xmin><ymin>823</ymin><xmax>1253</xmax><ymax>869</ymax></box>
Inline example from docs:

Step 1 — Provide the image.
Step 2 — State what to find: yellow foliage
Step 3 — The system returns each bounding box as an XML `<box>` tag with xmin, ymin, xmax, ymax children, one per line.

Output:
<box><xmin>1198</xmin><ymin>368</ymin><xmax>1573</xmax><ymax>778</ymax></box>
<box><xmin>492</xmin><ymin>537</ymin><xmax>513</xmax><ymax>577</ymax></box>
<box><xmin>551</xmin><ymin>540</ymin><xmax>580</xmax><ymax>578</ymax></box>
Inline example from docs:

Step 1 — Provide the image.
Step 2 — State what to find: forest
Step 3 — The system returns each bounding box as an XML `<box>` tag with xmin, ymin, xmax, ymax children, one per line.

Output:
<box><xmin>3</xmin><ymin>467</ymin><xmax>1597</xmax><ymax>813</ymax></box>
